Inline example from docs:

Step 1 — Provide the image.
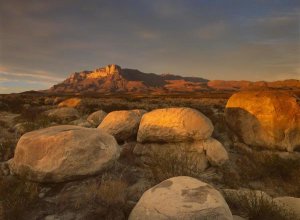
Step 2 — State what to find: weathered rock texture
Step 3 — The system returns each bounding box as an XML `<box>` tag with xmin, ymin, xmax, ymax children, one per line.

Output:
<box><xmin>98</xmin><ymin>110</ymin><xmax>145</xmax><ymax>142</ymax></box>
<box><xmin>225</xmin><ymin>90</ymin><xmax>300</xmax><ymax>152</ymax></box>
<box><xmin>129</xmin><ymin>176</ymin><xmax>233</xmax><ymax>220</ymax></box>
<box><xmin>9</xmin><ymin>125</ymin><xmax>119</xmax><ymax>182</ymax></box>
<box><xmin>137</xmin><ymin>107</ymin><xmax>214</xmax><ymax>143</ymax></box>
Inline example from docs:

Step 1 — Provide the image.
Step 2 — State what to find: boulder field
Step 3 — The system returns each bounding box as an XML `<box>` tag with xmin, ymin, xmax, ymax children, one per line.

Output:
<box><xmin>8</xmin><ymin>107</ymin><xmax>229</xmax><ymax>183</ymax></box>
<box><xmin>225</xmin><ymin>90</ymin><xmax>300</xmax><ymax>152</ymax></box>
<box><xmin>9</xmin><ymin>125</ymin><xmax>120</xmax><ymax>182</ymax></box>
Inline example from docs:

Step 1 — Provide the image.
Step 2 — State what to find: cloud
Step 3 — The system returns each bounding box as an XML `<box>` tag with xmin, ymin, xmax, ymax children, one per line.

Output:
<box><xmin>0</xmin><ymin>65</ymin><xmax>64</xmax><ymax>84</ymax></box>
<box><xmin>247</xmin><ymin>11</ymin><xmax>299</xmax><ymax>41</ymax></box>
<box><xmin>0</xmin><ymin>0</ymin><xmax>299</xmax><ymax>87</ymax></box>
<box><xmin>137</xmin><ymin>30</ymin><xmax>160</xmax><ymax>40</ymax></box>
<box><xmin>195</xmin><ymin>21</ymin><xmax>230</xmax><ymax>40</ymax></box>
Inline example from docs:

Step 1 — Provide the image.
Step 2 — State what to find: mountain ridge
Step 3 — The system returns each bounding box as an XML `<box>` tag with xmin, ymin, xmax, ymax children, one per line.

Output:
<box><xmin>48</xmin><ymin>64</ymin><xmax>300</xmax><ymax>94</ymax></box>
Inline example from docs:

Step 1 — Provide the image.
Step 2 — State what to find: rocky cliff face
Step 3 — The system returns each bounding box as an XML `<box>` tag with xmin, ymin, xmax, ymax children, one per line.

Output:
<box><xmin>49</xmin><ymin>64</ymin><xmax>300</xmax><ymax>94</ymax></box>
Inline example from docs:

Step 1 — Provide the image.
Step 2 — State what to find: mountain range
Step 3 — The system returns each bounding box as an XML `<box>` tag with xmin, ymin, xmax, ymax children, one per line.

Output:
<box><xmin>48</xmin><ymin>64</ymin><xmax>300</xmax><ymax>94</ymax></box>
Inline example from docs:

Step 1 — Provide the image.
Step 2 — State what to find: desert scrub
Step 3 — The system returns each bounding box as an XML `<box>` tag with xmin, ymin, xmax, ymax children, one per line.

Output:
<box><xmin>0</xmin><ymin>95</ymin><xmax>25</xmax><ymax>113</ymax></box>
<box><xmin>224</xmin><ymin>190</ymin><xmax>299</xmax><ymax>220</ymax></box>
<box><xmin>14</xmin><ymin>107</ymin><xmax>55</xmax><ymax>133</ymax></box>
<box><xmin>221</xmin><ymin>149</ymin><xmax>300</xmax><ymax>196</ymax></box>
<box><xmin>0</xmin><ymin>138</ymin><xmax>17</xmax><ymax>161</ymax></box>
<box><xmin>0</xmin><ymin>177</ymin><xmax>40</xmax><ymax>220</ymax></box>
<box><xmin>83</xmin><ymin>173</ymin><xmax>128</xmax><ymax>220</ymax></box>
<box><xmin>238</xmin><ymin>152</ymin><xmax>300</xmax><ymax>181</ymax></box>
<box><xmin>97</xmin><ymin>174</ymin><xmax>128</xmax><ymax>206</ymax></box>
<box><xmin>148</xmin><ymin>145</ymin><xmax>208</xmax><ymax>183</ymax></box>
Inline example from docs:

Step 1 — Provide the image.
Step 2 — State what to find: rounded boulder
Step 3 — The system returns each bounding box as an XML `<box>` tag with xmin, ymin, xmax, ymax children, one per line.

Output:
<box><xmin>129</xmin><ymin>176</ymin><xmax>233</xmax><ymax>220</ymax></box>
<box><xmin>137</xmin><ymin>107</ymin><xmax>214</xmax><ymax>143</ymax></box>
<box><xmin>98</xmin><ymin>110</ymin><xmax>145</xmax><ymax>142</ymax></box>
<box><xmin>9</xmin><ymin>125</ymin><xmax>119</xmax><ymax>182</ymax></box>
<box><xmin>46</xmin><ymin>107</ymin><xmax>80</xmax><ymax>121</ymax></box>
<box><xmin>87</xmin><ymin>110</ymin><xmax>107</xmax><ymax>126</ymax></box>
<box><xmin>225</xmin><ymin>90</ymin><xmax>300</xmax><ymax>151</ymax></box>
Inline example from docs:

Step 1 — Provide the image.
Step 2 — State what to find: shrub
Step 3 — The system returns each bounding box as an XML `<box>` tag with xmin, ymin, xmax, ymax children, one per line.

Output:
<box><xmin>0</xmin><ymin>96</ymin><xmax>24</xmax><ymax>113</ymax></box>
<box><xmin>0</xmin><ymin>177</ymin><xmax>40</xmax><ymax>219</ymax></box>
<box><xmin>148</xmin><ymin>145</ymin><xmax>208</xmax><ymax>183</ymax></box>
<box><xmin>83</xmin><ymin>173</ymin><xmax>128</xmax><ymax>220</ymax></box>
<box><xmin>224</xmin><ymin>190</ymin><xmax>299</xmax><ymax>220</ymax></box>
<box><xmin>220</xmin><ymin>149</ymin><xmax>300</xmax><ymax>196</ymax></box>
<box><xmin>237</xmin><ymin>152</ymin><xmax>300</xmax><ymax>183</ymax></box>
<box><xmin>0</xmin><ymin>138</ymin><xmax>17</xmax><ymax>162</ymax></box>
<box><xmin>0</xmin><ymin>120</ymin><xmax>8</xmax><ymax>128</ymax></box>
<box><xmin>15</xmin><ymin>109</ymin><xmax>54</xmax><ymax>133</ymax></box>
<box><xmin>98</xmin><ymin>175</ymin><xmax>128</xmax><ymax>206</ymax></box>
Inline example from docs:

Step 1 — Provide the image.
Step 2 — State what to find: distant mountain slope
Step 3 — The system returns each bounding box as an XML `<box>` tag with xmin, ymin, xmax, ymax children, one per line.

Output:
<box><xmin>48</xmin><ymin>64</ymin><xmax>300</xmax><ymax>94</ymax></box>
<box><xmin>49</xmin><ymin>64</ymin><xmax>209</xmax><ymax>93</ymax></box>
<box><xmin>208</xmin><ymin>79</ymin><xmax>300</xmax><ymax>90</ymax></box>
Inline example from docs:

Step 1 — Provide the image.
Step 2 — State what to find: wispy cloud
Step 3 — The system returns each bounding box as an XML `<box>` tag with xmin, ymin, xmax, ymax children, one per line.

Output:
<box><xmin>0</xmin><ymin>65</ymin><xmax>64</xmax><ymax>86</ymax></box>
<box><xmin>0</xmin><ymin>71</ymin><xmax>64</xmax><ymax>83</ymax></box>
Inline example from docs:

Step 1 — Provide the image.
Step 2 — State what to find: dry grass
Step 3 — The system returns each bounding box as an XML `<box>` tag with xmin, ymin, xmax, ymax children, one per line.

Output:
<box><xmin>148</xmin><ymin>145</ymin><xmax>208</xmax><ymax>183</ymax></box>
<box><xmin>98</xmin><ymin>175</ymin><xmax>128</xmax><ymax>206</ymax></box>
<box><xmin>0</xmin><ymin>138</ymin><xmax>17</xmax><ymax>162</ymax></box>
<box><xmin>224</xmin><ymin>190</ymin><xmax>299</xmax><ymax>220</ymax></box>
<box><xmin>83</xmin><ymin>173</ymin><xmax>128</xmax><ymax>220</ymax></box>
<box><xmin>220</xmin><ymin>151</ymin><xmax>300</xmax><ymax>196</ymax></box>
<box><xmin>0</xmin><ymin>177</ymin><xmax>40</xmax><ymax>220</ymax></box>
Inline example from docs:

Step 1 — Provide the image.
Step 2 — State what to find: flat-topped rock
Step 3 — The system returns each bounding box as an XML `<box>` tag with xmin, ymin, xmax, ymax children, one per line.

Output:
<box><xmin>9</xmin><ymin>125</ymin><xmax>119</xmax><ymax>182</ymax></box>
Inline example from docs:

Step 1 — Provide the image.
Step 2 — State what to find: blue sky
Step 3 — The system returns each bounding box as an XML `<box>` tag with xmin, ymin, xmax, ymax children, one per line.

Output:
<box><xmin>0</xmin><ymin>0</ymin><xmax>299</xmax><ymax>93</ymax></box>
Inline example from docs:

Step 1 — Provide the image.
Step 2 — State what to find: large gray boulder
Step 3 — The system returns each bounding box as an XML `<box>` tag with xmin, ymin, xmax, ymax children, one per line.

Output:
<box><xmin>129</xmin><ymin>176</ymin><xmax>233</xmax><ymax>220</ymax></box>
<box><xmin>9</xmin><ymin>125</ymin><xmax>119</xmax><ymax>182</ymax></box>
<box><xmin>137</xmin><ymin>107</ymin><xmax>214</xmax><ymax>143</ymax></box>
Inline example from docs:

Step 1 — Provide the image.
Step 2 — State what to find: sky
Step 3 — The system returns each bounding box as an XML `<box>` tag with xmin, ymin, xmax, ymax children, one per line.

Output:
<box><xmin>0</xmin><ymin>0</ymin><xmax>299</xmax><ymax>93</ymax></box>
